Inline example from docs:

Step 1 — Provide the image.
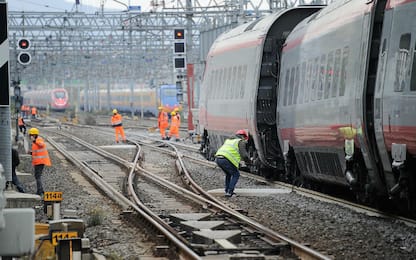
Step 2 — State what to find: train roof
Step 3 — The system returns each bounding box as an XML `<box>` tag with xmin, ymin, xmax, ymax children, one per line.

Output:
<box><xmin>24</xmin><ymin>88</ymin><xmax>68</xmax><ymax>95</ymax></box>
<box><xmin>285</xmin><ymin>0</ymin><xmax>374</xmax><ymax>51</ymax></box>
<box><xmin>208</xmin><ymin>5</ymin><xmax>324</xmax><ymax>56</ymax></box>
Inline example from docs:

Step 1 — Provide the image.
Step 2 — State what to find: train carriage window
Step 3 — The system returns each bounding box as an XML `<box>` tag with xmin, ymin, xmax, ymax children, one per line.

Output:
<box><xmin>209</xmin><ymin>70</ymin><xmax>214</xmax><ymax>98</ymax></box>
<box><xmin>207</xmin><ymin>71</ymin><xmax>212</xmax><ymax>98</ymax></box>
<box><xmin>288</xmin><ymin>67</ymin><xmax>295</xmax><ymax>106</ymax></box>
<box><xmin>219</xmin><ymin>69</ymin><xmax>224</xmax><ymax>99</ymax></box>
<box><xmin>318</xmin><ymin>54</ymin><xmax>326</xmax><ymax>100</ymax></box>
<box><xmin>305</xmin><ymin>59</ymin><xmax>313</xmax><ymax>103</ymax></box>
<box><xmin>411</xmin><ymin>41</ymin><xmax>416</xmax><ymax>91</ymax></box>
<box><xmin>225</xmin><ymin>67</ymin><xmax>231</xmax><ymax>99</ymax></box>
<box><xmin>325</xmin><ymin>51</ymin><xmax>334</xmax><ymax>99</ymax></box>
<box><xmin>298</xmin><ymin>61</ymin><xmax>307</xmax><ymax>104</ymax></box>
<box><xmin>339</xmin><ymin>46</ymin><xmax>349</xmax><ymax>96</ymax></box>
<box><xmin>293</xmin><ymin>65</ymin><xmax>300</xmax><ymax>105</ymax></box>
<box><xmin>235</xmin><ymin>66</ymin><xmax>240</xmax><ymax>98</ymax></box>
<box><xmin>217</xmin><ymin>69</ymin><xmax>222</xmax><ymax>98</ymax></box>
<box><xmin>228</xmin><ymin>67</ymin><xmax>233</xmax><ymax>98</ymax></box>
<box><xmin>240</xmin><ymin>65</ymin><xmax>247</xmax><ymax>98</ymax></box>
<box><xmin>377</xmin><ymin>39</ymin><xmax>387</xmax><ymax>93</ymax></box>
<box><xmin>54</xmin><ymin>91</ymin><xmax>66</xmax><ymax>99</ymax></box>
<box><xmin>332</xmin><ymin>49</ymin><xmax>341</xmax><ymax>97</ymax></box>
<box><xmin>394</xmin><ymin>33</ymin><xmax>411</xmax><ymax>92</ymax></box>
<box><xmin>214</xmin><ymin>70</ymin><xmax>219</xmax><ymax>98</ymax></box>
<box><xmin>223</xmin><ymin>68</ymin><xmax>228</xmax><ymax>99</ymax></box>
<box><xmin>311</xmin><ymin>57</ymin><xmax>319</xmax><ymax>101</ymax></box>
<box><xmin>204</xmin><ymin>71</ymin><xmax>215</xmax><ymax>98</ymax></box>
<box><xmin>283</xmin><ymin>69</ymin><xmax>290</xmax><ymax>106</ymax></box>
<box><xmin>212</xmin><ymin>70</ymin><xmax>216</xmax><ymax>98</ymax></box>
<box><xmin>232</xmin><ymin>66</ymin><xmax>238</xmax><ymax>98</ymax></box>
<box><xmin>212</xmin><ymin>70</ymin><xmax>220</xmax><ymax>99</ymax></box>
<box><xmin>210</xmin><ymin>71</ymin><xmax>214</xmax><ymax>98</ymax></box>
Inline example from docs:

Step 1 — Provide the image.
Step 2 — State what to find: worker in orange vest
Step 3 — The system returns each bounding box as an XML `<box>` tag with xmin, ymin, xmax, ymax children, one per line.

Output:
<box><xmin>157</xmin><ymin>106</ymin><xmax>169</xmax><ymax>140</ymax></box>
<box><xmin>174</xmin><ymin>107</ymin><xmax>181</xmax><ymax>124</ymax></box>
<box><xmin>28</xmin><ymin>128</ymin><xmax>51</xmax><ymax>196</ymax></box>
<box><xmin>111</xmin><ymin>109</ymin><xmax>126</xmax><ymax>143</ymax></box>
<box><xmin>167</xmin><ymin>111</ymin><xmax>180</xmax><ymax>141</ymax></box>
<box><xmin>20</xmin><ymin>105</ymin><xmax>27</xmax><ymax>118</ymax></box>
<box><xmin>21</xmin><ymin>105</ymin><xmax>29</xmax><ymax>118</ymax></box>
<box><xmin>18</xmin><ymin>116</ymin><xmax>26</xmax><ymax>135</ymax></box>
<box><xmin>31</xmin><ymin>106</ymin><xmax>37</xmax><ymax>119</ymax></box>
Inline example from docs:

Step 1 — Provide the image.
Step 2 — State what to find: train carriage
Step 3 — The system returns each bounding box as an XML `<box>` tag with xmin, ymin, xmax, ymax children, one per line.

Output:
<box><xmin>277</xmin><ymin>0</ymin><xmax>416</xmax><ymax>211</ymax></box>
<box><xmin>374</xmin><ymin>0</ymin><xmax>416</xmax><ymax>209</ymax></box>
<box><xmin>199</xmin><ymin>6</ymin><xmax>323</xmax><ymax>176</ymax></box>
<box><xmin>199</xmin><ymin>0</ymin><xmax>416</xmax><ymax>213</ymax></box>
<box><xmin>23</xmin><ymin>88</ymin><xmax>69</xmax><ymax>111</ymax></box>
<box><xmin>80</xmin><ymin>85</ymin><xmax>181</xmax><ymax>117</ymax></box>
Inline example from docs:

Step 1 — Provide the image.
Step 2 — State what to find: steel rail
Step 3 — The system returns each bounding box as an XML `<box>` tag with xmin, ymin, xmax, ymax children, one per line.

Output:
<box><xmin>129</xmin><ymin>136</ymin><xmax>331</xmax><ymax>260</ymax></box>
<box><xmin>45</xmin><ymin>130</ymin><xmax>203</xmax><ymax>260</ymax></box>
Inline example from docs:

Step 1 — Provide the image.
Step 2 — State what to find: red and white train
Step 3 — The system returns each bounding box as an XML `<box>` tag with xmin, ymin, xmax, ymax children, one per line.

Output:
<box><xmin>199</xmin><ymin>0</ymin><xmax>416</xmax><ymax>214</ymax></box>
<box><xmin>23</xmin><ymin>88</ymin><xmax>69</xmax><ymax>111</ymax></box>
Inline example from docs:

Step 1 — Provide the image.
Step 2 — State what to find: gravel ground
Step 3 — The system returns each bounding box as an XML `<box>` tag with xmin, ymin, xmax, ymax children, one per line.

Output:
<box><xmin>188</xmin><ymin>159</ymin><xmax>416</xmax><ymax>259</ymax></box>
<box><xmin>16</xmin><ymin>120</ymin><xmax>416</xmax><ymax>259</ymax></box>
<box><xmin>16</xmin><ymin>137</ymin><xmax>155</xmax><ymax>259</ymax></box>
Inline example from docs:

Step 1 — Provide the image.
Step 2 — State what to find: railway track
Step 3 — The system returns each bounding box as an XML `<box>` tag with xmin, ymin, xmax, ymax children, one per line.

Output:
<box><xmin>27</xmin><ymin>119</ymin><xmax>416</xmax><ymax>259</ymax></box>
<box><xmin>35</xmin><ymin>118</ymin><xmax>416</xmax><ymax>227</ymax></box>
<box><xmin>36</xmin><ymin>124</ymin><xmax>331</xmax><ymax>259</ymax></box>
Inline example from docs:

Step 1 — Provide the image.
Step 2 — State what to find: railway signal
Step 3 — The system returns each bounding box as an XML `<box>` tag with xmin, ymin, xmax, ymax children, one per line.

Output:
<box><xmin>17</xmin><ymin>38</ymin><xmax>32</xmax><ymax>65</ymax></box>
<box><xmin>173</xmin><ymin>29</ymin><xmax>186</xmax><ymax>70</ymax></box>
<box><xmin>174</xmin><ymin>29</ymin><xmax>185</xmax><ymax>40</ymax></box>
<box><xmin>174</xmin><ymin>42</ymin><xmax>185</xmax><ymax>54</ymax></box>
<box><xmin>17</xmin><ymin>38</ymin><xmax>30</xmax><ymax>50</ymax></box>
<box><xmin>174</xmin><ymin>57</ymin><xmax>186</xmax><ymax>69</ymax></box>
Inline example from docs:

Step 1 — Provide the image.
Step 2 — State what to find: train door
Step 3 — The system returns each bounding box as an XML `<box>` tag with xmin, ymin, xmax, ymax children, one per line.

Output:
<box><xmin>377</xmin><ymin>2</ymin><xmax>416</xmax><ymax>211</ymax></box>
<box><xmin>373</xmin><ymin>12</ymin><xmax>394</xmax><ymax>190</ymax></box>
<box><xmin>355</xmin><ymin>0</ymin><xmax>388</xmax><ymax>197</ymax></box>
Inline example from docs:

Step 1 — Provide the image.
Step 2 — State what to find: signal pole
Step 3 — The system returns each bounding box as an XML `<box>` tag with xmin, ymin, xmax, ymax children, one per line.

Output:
<box><xmin>0</xmin><ymin>1</ymin><xmax>11</xmax><ymax>230</ymax></box>
<box><xmin>0</xmin><ymin>1</ymin><xmax>12</xmax><ymax>185</ymax></box>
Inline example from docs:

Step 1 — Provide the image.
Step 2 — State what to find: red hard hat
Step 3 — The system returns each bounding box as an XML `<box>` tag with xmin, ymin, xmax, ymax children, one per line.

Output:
<box><xmin>235</xmin><ymin>129</ymin><xmax>248</xmax><ymax>140</ymax></box>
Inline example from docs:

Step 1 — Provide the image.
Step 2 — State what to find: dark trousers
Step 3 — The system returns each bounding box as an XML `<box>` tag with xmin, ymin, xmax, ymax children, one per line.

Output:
<box><xmin>19</xmin><ymin>125</ymin><xmax>26</xmax><ymax>134</ymax></box>
<box><xmin>12</xmin><ymin>166</ymin><xmax>25</xmax><ymax>192</ymax></box>
<box><xmin>215</xmin><ymin>157</ymin><xmax>240</xmax><ymax>194</ymax></box>
<box><xmin>34</xmin><ymin>164</ymin><xmax>45</xmax><ymax>195</ymax></box>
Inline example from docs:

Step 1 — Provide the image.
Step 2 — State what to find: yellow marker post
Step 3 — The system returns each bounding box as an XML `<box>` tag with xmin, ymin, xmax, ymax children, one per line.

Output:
<box><xmin>44</xmin><ymin>191</ymin><xmax>63</xmax><ymax>220</ymax></box>
<box><xmin>51</xmin><ymin>231</ymin><xmax>78</xmax><ymax>246</ymax></box>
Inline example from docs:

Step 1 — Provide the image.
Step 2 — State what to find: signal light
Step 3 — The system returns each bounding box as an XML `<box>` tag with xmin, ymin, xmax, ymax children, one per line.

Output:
<box><xmin>174</xmin><ymin>42</ymin><xmax>185</xmax><ymax>54</ymax></box>
<box><xmin>174</xmin><ymin>57</ymin><xmax>185</xmax><ymax>69</ymax></box>
<box><xmin>17</xmin><ymin>38</ymin><xmax>31</xmax><ymax>50</ymax></box>
<box><xmin>17</xmin><ymin>52</ymin><xmax>31</xmax><ymax>65</ymax></box>
<box><xmin>174</xmin><ymin>29</ymin><xmax>185</xmax><ymax>40</ymax></box>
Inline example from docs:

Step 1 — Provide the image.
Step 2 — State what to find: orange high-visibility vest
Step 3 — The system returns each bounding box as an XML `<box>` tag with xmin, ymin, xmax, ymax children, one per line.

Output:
<box><xmin>171</xmin><ymin>115</ymin><xmax>180</xmax><ymax>128</ymax></box>
<box><xmin>111</xmin><ymin>113</ymin><xmax>123</xmax><ymax>127</ymax></box>
<box><xmin>31</xmin><ymin>136</ymin><xmax>51</xmax><ymax>166</ymax></box>
<box><xmin>158</xmin><ymin>112</ymin><xmax>169</xmax><ymax>128</ymax></box>
<box><xmin>31</xmin><ymin>107</ymin><xmax>37</xmax><ymax>115</ymax></box>
<box><xmin>18</xmin><ymin>117</ymin><xmax>24</xmax><ymax>126</ymax></box>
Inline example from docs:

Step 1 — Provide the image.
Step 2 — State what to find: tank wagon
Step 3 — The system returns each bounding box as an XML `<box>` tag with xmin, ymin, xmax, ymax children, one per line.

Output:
<box><xmin>199</xmin><ymin>0</ymin><xmax>416</xmax><ymax>213</ymax></box>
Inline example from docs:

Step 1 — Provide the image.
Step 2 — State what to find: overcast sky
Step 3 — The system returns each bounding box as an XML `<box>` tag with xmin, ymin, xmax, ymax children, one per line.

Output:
<box><xmin>8</xmin><ymin>0</ymin><xmax>155</xmax><ymax>13</ymax></box>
